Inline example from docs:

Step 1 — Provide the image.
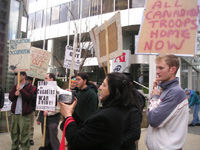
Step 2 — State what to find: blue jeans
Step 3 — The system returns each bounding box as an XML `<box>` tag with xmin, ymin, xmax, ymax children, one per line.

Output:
<box><xmin>191</xmin><ymin>104</ymin><xmax>200</xmax><ymax>125</ymax></box>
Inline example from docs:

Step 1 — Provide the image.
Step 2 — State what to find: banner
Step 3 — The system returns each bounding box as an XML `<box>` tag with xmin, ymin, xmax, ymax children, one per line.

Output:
<box><xmin>36</xmin><ymin>81</ymin><xmax>57</xmax><ymax>111</ymax></box>
<box><xmin>63</xmin><ymin>45</ymin><xmax>81</xmax><ymax>70</ymax></box>
<box><xmin>1</xmin><ymin>93</ymin><xmax>12</xmax><ymax>112</ymax></box>
<box><xmin>111</xmin><ymin>50</ymin><xmax>131</xmax><ymax>73</ymax></box>
<box><xmin>8</xmin><ymin>38</ymin><xmax>31</xmax><ymax>71</ymax></box>
<box><xmin>136</xmin><ymin>0</ymin><xmax>199</xmax><ymax>55</ymax></box>
<box><xmin>94</xmin><ymin>12</ymin><xmax>123</xmax><ymax>64</ymax></box>
<box><xmin>27</xmin><ymin>47</ymin><xmax>51</xmax><ymax>79</ymax></box>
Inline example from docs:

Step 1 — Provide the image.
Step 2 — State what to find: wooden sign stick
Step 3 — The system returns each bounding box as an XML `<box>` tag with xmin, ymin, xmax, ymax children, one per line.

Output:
<box><xmin>5</xmin><ymin>111</ymin><xmax>9</xmax><ymax>133</ymax></box>
<box><xmin>32</xmin><ymin>78</ymin><xmax>35</xmax><ymax>86</ymax></box>
<box><xmin>104</xmin><ymin>21</ymin><xmax>110</xmax><ymax>74</ymax></box>
<box><xmin>102</xmin><ymin>63</ymin><xmax>107</xmax><ymax>76</ymax></box>
<box><xmin>17</xmin><ymin>72</ymin><xmax>20</xmax><ymax>86</ymax></box>
<box><xmin>42</xmin><ymin>116</ymin><xmax>47</xmax><ymax>147</ymax></box>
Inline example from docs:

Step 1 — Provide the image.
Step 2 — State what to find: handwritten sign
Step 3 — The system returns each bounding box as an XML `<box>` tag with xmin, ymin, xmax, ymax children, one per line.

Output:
<box><xmin>136</xmin><ymin>0</ymin><xmax>199</xmax><ymax>55</ymax></box>
<box><xmin>63</xmin><ymin>45</ymin><xmax>81</xmax><ymax>70</ymax></box>
<box><xmin>27</xmin><ymin>47</ymin><xmax>51</xmax><ymax>79</ymax></box>
<box><xmin>8</xmin><ymin>38</ymin><xmax>31</xmax><ymax>71</ymax></box>
<box><xmin>36</xmin><ymin>81</ymin><xmax>57</xmax><ymax>111</ymax></box>
<box><xmin>1</xmin><ymin>93</ymin><xmax>12</xmax><ymax>112</ymax></box>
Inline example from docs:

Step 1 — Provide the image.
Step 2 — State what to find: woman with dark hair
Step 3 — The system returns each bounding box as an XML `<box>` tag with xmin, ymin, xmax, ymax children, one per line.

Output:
<box><xmin>58</xmin><ymin>72</ymin><xmax>141</xmax><ymax>150</ymax></box>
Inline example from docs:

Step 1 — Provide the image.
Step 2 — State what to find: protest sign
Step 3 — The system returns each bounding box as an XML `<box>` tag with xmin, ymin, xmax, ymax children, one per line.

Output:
<box><xmin>136</xmin><ymin>0</ymin><xmax>199</xmax><ymax>55</ymax></box>
<box><xmin>36</xmin><ymin>81</ymin><xmax>57</xmax><ymax>111</ymax></box>
<box><xmin>94</xmin><ymin>11</ymin><xmax>123</xmax><ymax>64</ymax></box>
<box><xmin>63</xmin><ymin>45</ymin><xmax>81</xmax><ymax>71</ymax></box>
<box><xmin>1</xmin><ymin>93</ymin><xmax>11</xmax><ymax>112</ymax></box>
<box><xmin>111</xmin><ymin>50</ymin><xmax>131</xmax><ymax>73</ymax></box>
<box><xmin>27</xmin><ymin>47</ymin><xmax>51</xmax><ymax>79</ymax></box>
<box><xmin>8</xmin><ymin>38</ymin><xmax>31</xmax><ymax>71</ymax></box>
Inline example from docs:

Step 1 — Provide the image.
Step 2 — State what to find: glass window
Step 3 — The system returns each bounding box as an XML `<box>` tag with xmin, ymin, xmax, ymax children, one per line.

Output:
<box><xmin>0</xmin><ymin>33</ymin><xmax>4</xmax><ymax>42</ymax></box>
<box><xmin>82</xmin><ymin>0</ymin><xmax>90</xmax><ymax>18</ymax></box>
<box><xmin>8</xmin><ymin>0</ymin><xmax>20</xmax><ymax>40</ymax></box>
<box><xmin>0</xmin><ymin>11</ymin><xmax>6</xmax><ymax>20</ymax></box>
<box><xmin>0</xmin><ymin>44</ymin><xmax>4</xmax><ymax>53</ymax></box>
<box><xmin>130</xmin><ymin>0</ymin><xmax>145</xmax><ymax>8</ymax></box>
<box><xmin>35</xmin><ymin>11</ymin><xmax>43</xmax><ymax>29</ymax></box>
<box><xmin>28</xmin><ymin>13</ymin><xmax>35</xmax><ymax>31</ymax></box>
<box><xmin>90</xmin><ymin>0</ymin><xmax>101</xmax><ymax>16</ymax></box>
<box><xmin>60</xmin><ymin>3</ymin><xmax>68</xmax><ymax>23</ymax></box>
<box><xmin>115</xmin><ymin>0</ymin><xmax>128</xmax><ymax>11</ymax></box>
<box><xmin>51</xmin><ymin>5</ymin><xmax>59</xmax><ymax>25</ymax></box>
<box><xmin>0</xmin><ymin>22</ymin><xmax>5</xmax><ymax>30</ymax></box>
<box><xmin>43</xmin><ymin>8</ymin><xmax>51</xmax><ymax>27</ymax></box>
<box><xmin>0</xmin><ymin>1</ymin><xmax>7</xmax><ymax>9</ymax></box>
<box><xmin>102</xmin><ymin>0</ymin><xmax>114</xmax><ymax>14</ymax></box>
<box><xmin>70</xmin><ymin>0</ymin><xmax>79</xmax><ymax>20</ymax></box>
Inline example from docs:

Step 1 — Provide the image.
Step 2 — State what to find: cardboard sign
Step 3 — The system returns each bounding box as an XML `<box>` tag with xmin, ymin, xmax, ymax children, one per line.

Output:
<box><xmin>63</xmin><ymin>45</ymin><xmax>81</xmax><ymax>70</ymax></box>
<box><xmin>1</xmin><ymin>93</ymin><xmax>12</xmax><ymax>112</ymax></box>
<box><xmin>94</xmin><ymin>12</ymin><xmax>123</xmax><ymax>64</ymax></box>
<box><xmin>8</xmin><ymin>38</ymin><xmax>31</xmax><ymax>71</ymax></box>
<box><xmin>136</xmin><ymin>0</ymin><xmax>199</xmax><ymax>55</ymax></box>
<box><xmin>111</xmin><ymin>50</ymin><xmax>131</xmax><ymax>73</ymax></box>
<box><xmin>27</xmin><ymin>47</ymin><xmax>51</xmax><ymax>79</ymax></box>
<box><xmin>36</xmin><ymin>81</ymin><xmax>57</xmax><ymax>111</ymax></box>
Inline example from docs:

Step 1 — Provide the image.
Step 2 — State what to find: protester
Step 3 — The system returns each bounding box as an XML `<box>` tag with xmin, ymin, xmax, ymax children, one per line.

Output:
<box><xmin>66</xmin><ymin>76</ymin><xmax>79</xmax><ymax>93</ymax></box>
<box><xmin>9</xmin><ymin>72</ymin><xmax>34</xmax><ymax>150</ymax></box>
<box><xmin>74</xmin><ymin>72</ymin><xmax>98</xmax><ymax>120</ymax></box>
<box><xmin>145</xmin><ymin>54</ymin><xmax>189</xmax><ymax>150</ymax></box>
<box><xmin>122</xmin><ymin>72</ymin><xmax>143</xmax><ymax>150</ymax></box>
<box><xmin>26</xmin><ymin>76</ymin><xmax>36</xmax><ymax>146</ymax></box>
<box><xmin>37</xmin><ymin>73</ymin><xmax>61</xmax><ymax>150</ymax></box>
<box><xmin>58</xmin><ymin>72</ymin><xmax>139</xmax><ymax>150</ymax></box>
<box><xmin>185</xmin><ymin>89</ymin><xmax>200</xmax><ymax>127</ymax></box>
<box><xmin>0</xmin><ymin>84</ymin><xmax>4</xmax><ymax>111</ymax></box>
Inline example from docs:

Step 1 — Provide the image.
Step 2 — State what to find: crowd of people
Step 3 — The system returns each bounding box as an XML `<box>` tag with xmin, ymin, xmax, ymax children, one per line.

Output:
<box><xmin>0</xmin><ymin>54</ymin><xmax>199</xmax><ymax>150</ymax></box>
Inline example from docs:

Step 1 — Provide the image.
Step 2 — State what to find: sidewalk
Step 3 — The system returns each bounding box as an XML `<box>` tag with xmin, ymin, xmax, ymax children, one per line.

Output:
<box><xmin>0</xmin><ymin>111</ymin><xmax>199</xmax><ymax>150</ymax></box>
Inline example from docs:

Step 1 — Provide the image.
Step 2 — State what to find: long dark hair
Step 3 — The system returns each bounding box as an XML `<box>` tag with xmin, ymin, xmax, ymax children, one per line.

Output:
<box><xmin>102</xmin><ymin>72</ymin><xmax>139</xmax><ymax>109</ymax></box>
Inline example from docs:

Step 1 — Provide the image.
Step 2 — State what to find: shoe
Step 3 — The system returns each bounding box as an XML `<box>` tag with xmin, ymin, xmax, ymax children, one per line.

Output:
<box><xmin>188</xmin><ymin>123</ymin><xmax>195</xmax><ymax>127</ymax></box>
<box><xmin>30</xmin><ymin>140</ymin><xmax>34</xmax><ymax>146</ymax></box>
<box><xmin>196</xmin><ymin>123</ymin><xmax>200</xmax><ymax>126</ymax></box>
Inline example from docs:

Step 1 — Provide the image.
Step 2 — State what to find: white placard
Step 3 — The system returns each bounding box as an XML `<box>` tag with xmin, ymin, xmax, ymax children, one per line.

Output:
<box><xmin>36</xmin><ymin>81</ymin><xmax>57</xmax><ymax>111</ymax></box>
<box><xmin>1</xmin><ymin>93</ymin><xmax>12</xmax><ymax>112</ymax></box>
<box><xmin>63</xmin><ymin>45</ymin><xmax>81</xmax><ymax>71</ymax></box>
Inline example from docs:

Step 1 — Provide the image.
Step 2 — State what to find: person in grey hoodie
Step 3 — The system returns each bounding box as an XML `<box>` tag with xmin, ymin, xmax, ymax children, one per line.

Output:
<box><xmin>145</xmin><ymin>54</ymin><xmax>189</xmax><ymax>150</ymax></box>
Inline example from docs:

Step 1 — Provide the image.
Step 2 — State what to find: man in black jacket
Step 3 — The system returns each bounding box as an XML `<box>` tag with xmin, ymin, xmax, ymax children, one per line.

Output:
<box><xmin>0</xmin><ymin>85</ymin><xmax>4</xmax><ymax>111</ymax></box>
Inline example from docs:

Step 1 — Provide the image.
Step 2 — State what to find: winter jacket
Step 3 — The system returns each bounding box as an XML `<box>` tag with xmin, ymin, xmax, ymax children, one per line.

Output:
<box><xmin>9</xmin><ymin>82</ymin><xmax>34</xmax><ymax>115</ymax></box>
<box><xmin>146</xmin><ymin>78</ymin><xmax>189</xmax><ymax>150</ymax></box>
<box><xmin>188</xmin><ymin>90</ymin><xmax>200</xmax><ymax>108</ymax></box>
<box><xmin>75</xmin><ymin>85</ymin><xmax>99</xmax><ymax>120</ymax></box>
<box><xmin>60</xmin><ymin>106</ymin><xmax>124</xmax><ymax>150</ymax></box>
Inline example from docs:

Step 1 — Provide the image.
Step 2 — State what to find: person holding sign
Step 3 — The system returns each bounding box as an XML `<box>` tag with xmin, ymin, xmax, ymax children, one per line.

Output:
<box><xmin>0</xmin><ymin>84</ymin><xmax>4</xmax><ymax>111</ymax></box>
<box><xmin>145</xmin><ymin>54</ymin><xmax>189</xmax><ymax>150</ymax></box>
<box><xmin>37</xmin><ymin>73</ymin><xmax>60</xmax><ymax>150</ymax></box>
<box><xmin>59</xmin><ymin>72</ymin><xmax>138</xmax><ymax>150</ymax></box>
<box><xmin>9</xmin><ymin>72</ymin><xmax>34</xmax><ymax>150</ymax></box>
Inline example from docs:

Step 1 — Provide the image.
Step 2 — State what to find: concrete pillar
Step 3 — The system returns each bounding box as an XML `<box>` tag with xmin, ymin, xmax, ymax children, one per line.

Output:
<box><xmin>197</xmin><ymin>72</ymin><xmax>200</xmax><ymax>92</ymax></box>
<box><xmin>47</xmin><ymin>39</ymin><xmax>54</xmax><ymax>66</ymax></box>
<box><xmin>188</xmin><ymin>66</ymin><xmax>192</xmax><ymax>89</ymax></box>
<box><xmin>149</xmin><ymin>55</ymin><xmax>157</xmax><ymax>98</ymax></box>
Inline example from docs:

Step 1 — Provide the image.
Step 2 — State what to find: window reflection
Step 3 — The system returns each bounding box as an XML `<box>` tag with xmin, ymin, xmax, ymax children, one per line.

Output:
<box><xmin>82</xmin><ymin>0</ymin><xmax>89</xmax><ymax>18</ymax></box>
<box><xmin>70</xmin><ymin>0</ymin><xmax>79</xmax><ymax>20</ymax></box>
<box><xmin>28</xmin><ymin>13</ymin><xmax>35</xmax><ymax>30</ymax></box>
<box><xmin>129</xmin><ymin>0</ymin><xmax>145</xmax><ymax>8</ymax></box>
<box><xmin>115</xmin><ymin>0</ymin><xmax>128</xmax><ymax>11</ymax></box>
<box><xmin>51</xmin><ymin>6</ymin><xmax>59</xmax><ymax>25</ymax></box>
<box><xmin>102</xmin><ymin>0</ymin><xmax>114</xmax><ymax>14</ymax></box>
<box><xmin>90</xmin><ymin>0</ymin><xmax>101</xmax><ymax>16</ymax></box>
<box><xmin>35</xmin><ymin>11</ymin><xmax>43</xmax><ymax>29</ymax></box>
<box><xmin>43</xmin><ymin>8</ymin><xmax>51</xmax><ymax>27</ymax></box>
<box><xmin>60</xmin><ymin>3</ymin><xmax>69</xmax><ymax>23</ymax></box>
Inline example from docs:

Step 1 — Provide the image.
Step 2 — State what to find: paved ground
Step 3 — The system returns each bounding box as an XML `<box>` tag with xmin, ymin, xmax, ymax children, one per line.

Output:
<box><xmin>0</xmin><ymin>110</ymin><xmax>199</xmax><ymax>150</ymax></box>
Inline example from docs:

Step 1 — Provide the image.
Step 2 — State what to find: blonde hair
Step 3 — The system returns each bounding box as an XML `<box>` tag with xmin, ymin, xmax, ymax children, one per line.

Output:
<box><xmin>156</xmin><ymin>54</ymin><xmax>180</xmax><ymax>74</ymax></box>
